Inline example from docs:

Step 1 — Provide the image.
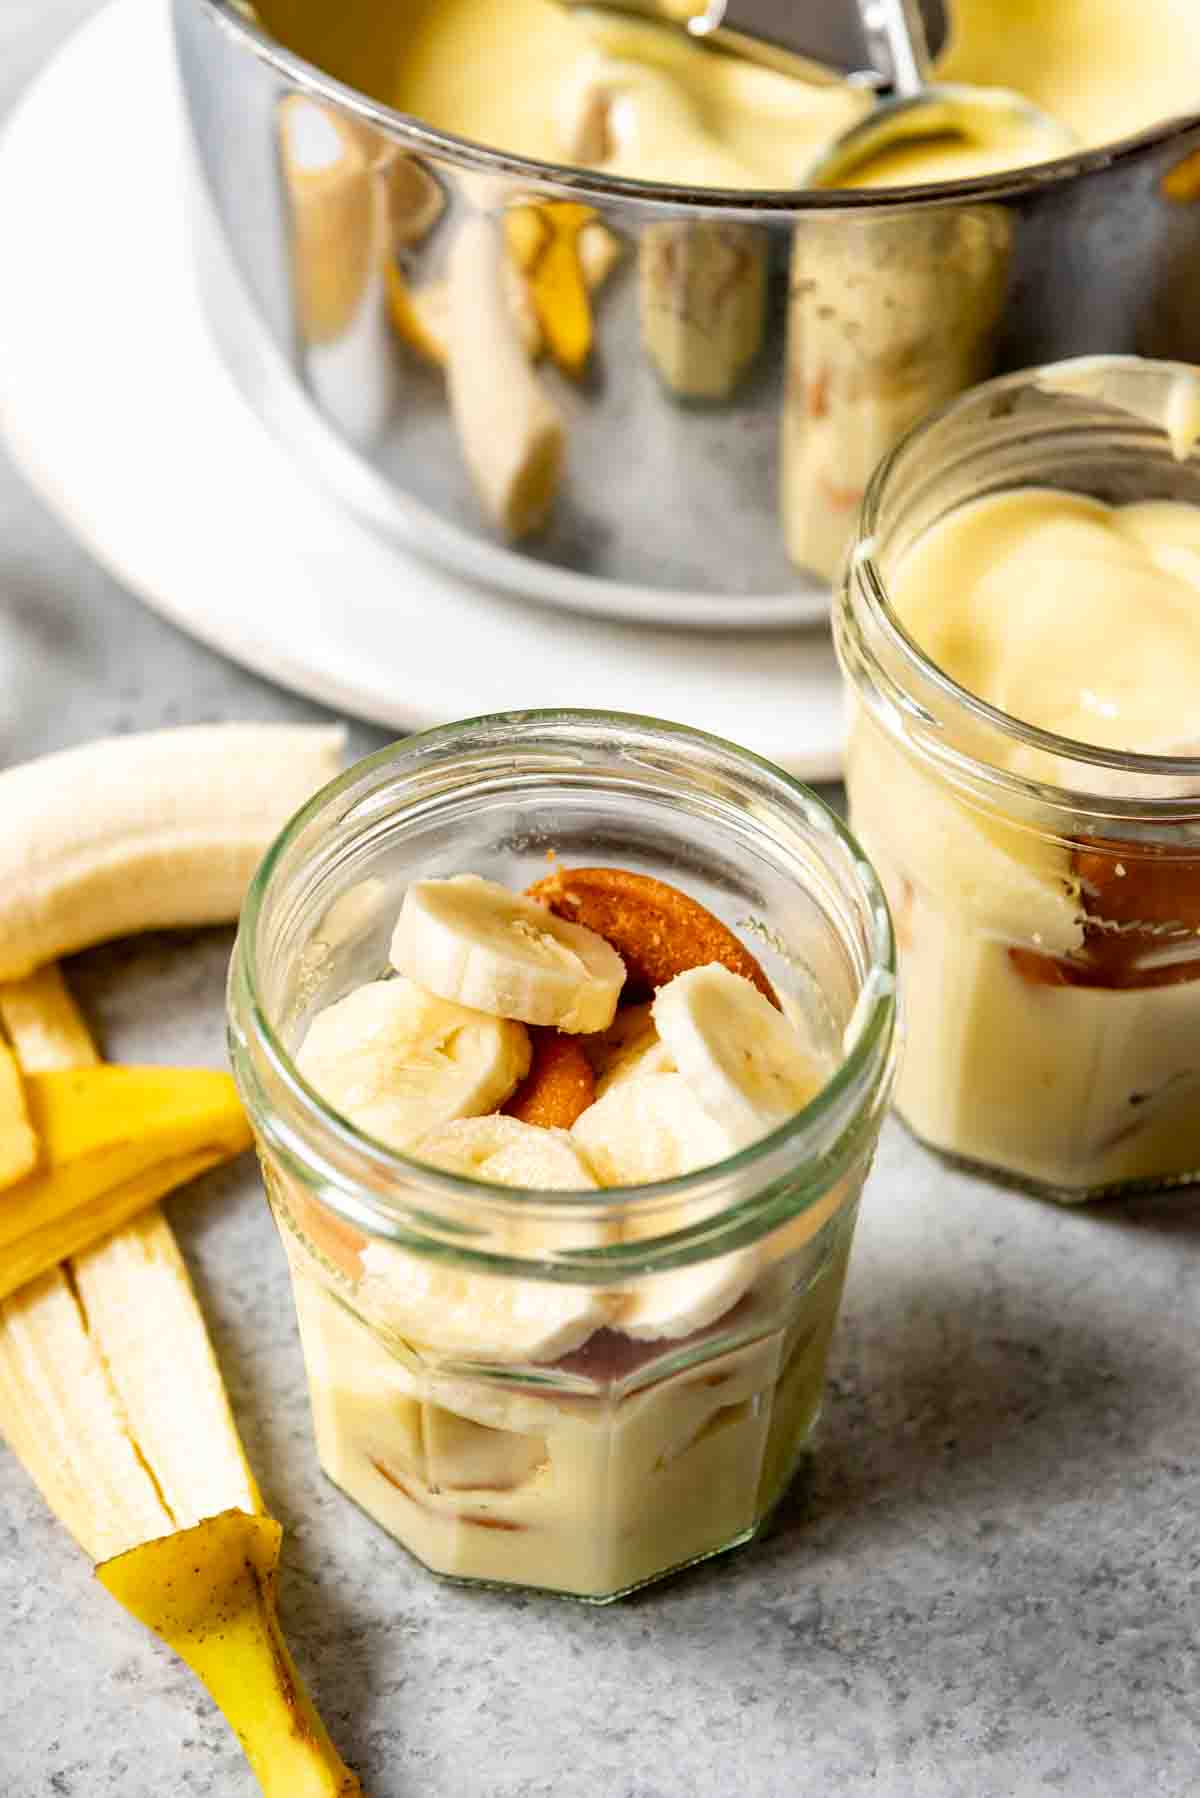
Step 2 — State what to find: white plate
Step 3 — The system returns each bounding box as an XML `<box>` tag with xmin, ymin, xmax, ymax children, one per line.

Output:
<box><xmin>0</xmin><ymin>0</ymin><xmax>846</xmax><ymax>779</ymax></box>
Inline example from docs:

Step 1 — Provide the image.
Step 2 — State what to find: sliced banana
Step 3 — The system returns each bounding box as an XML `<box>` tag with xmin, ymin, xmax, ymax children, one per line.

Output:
<box><xmin>613</xmin><ymin>1235</ymin><xmax>758</xmax><ymax>1343</ymax></box>
<box><xmin>653</xmin><ymin>965</ymin><xmax>827</xmax><ymax>1148</ymax></box>
<box><xmin>391</xmin><ymin>874</ymin><xmax>625</xmax><ymax>1032</ymax></box>
<box><xmin>588</xmin><ymin>1002</ymin><xmax>676</xmax><ymax>1098</ymax></box>
<box><xmin>360</xmin><ymin>1117</ymin><xmax>614</xmax><ymax>1362</ymax></box>
<box><xmin>571</xmin><ymin>1071</ymin><xmax>738</xmax><ymax>1186</ymax></box>
<box><xmin>572</xmin><ymin>1073</ymin><xmax>756</xmax><ymax>1340</ymax></box>
<box><xmin>294</xmin><ymin>977</ymin><xmax>530</xmax><ymax>1152</ymax></box>
<box><xmin>412</xmin><ymin>1115</ymin><xmax>599</xmax><ymax>1189</ymax></box>
<box><xmin>846</xmin><ymin>725</ymin><xmax>1083</xmax><ymax>958</ymax></box>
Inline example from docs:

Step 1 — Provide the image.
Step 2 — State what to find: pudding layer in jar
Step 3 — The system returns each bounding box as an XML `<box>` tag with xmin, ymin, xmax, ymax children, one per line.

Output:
<box><xmin>228</xmin><ymin>713</ymin><xmax>896</xmax><ymax>1600</ymax></box>
<box><xmin>837</xmin><ymin>357</ymin><xmax>1200</xmax><ymax>1199</ymax></box>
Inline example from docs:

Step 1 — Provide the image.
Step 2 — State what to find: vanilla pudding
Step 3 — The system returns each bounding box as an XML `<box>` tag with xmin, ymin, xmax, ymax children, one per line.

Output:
<box><xmin>250</xmin><ymin>0</ymin><xmax>1200</xmax><ymax>571</ymax></box>
<box><xmin>838</xmin><ymin>364</ymin><xmax>1200</xmax><ymax>1196</ymax></box>
<box><xmin>282</xmin><ymin>1198</ymin><xmax>853</xmax><ymax>1598</ymax></box>
<box><xmin>258</xmin><ymin>0</ymin><xmax>1200</xmax><ymax>189</ymax></box>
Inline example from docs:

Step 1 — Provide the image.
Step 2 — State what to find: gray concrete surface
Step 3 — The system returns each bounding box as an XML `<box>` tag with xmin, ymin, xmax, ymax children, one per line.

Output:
<box><xmin>1</xmin><ymin>6</ymin><xmax>1198</xmax><ymax>1795</ymax></box>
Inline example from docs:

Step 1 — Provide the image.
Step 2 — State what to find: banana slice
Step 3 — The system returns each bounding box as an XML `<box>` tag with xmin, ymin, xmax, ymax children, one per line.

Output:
<box><xmin>588</xmin><ymin>1002</ymin><xmax>676</xmax><ymax>1098</ymax></box>
<box><xmin>653</xmin><ymin>964</ymin><xmax>827</xmax><ymax>1148</ymax></box>
<box><xmin>846</xmin><ymin>725</ymin><xmax>1083</xmax><ymax>958</ymax></box>
<box><xmin>572</xmin><ymin>1073</ymin><xmax>756</xmax><ymax>1339</ymax></box>
<box><xmin>294</xmin><ymin>977</ymin><xmax>530</xmax><ymax>1152</ymax></box>
<box><xmin>571</xmin><ymin>1071</ymin><xmax>738</xmax><ymax>1186</ymax></box>
<box><xmin>412</xmin><ymin>1115</ymin><xmax>599</xmax><ymax>1189</ymax></box>
<box><xmin>391</xmin><ymin>875</ymin><xmax>625</xmax><ymax>1033</ymax></box>
<box><xmin>360</xmin><ymin>1118</ymin><xmax>613</xmax><ymax>1362</ymax></box>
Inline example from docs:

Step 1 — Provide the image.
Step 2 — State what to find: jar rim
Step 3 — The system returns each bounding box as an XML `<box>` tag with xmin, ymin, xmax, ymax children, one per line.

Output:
<box><xmin>846</xmin><ymin>354</ymin><xmax>1200</xmax><ymax>817</ymax></box>
<box><xmin>229</xmin><ymin>709</ymin><xmax>896</xmax><ymax>1253</ymax></box>
<box><xmin>197</xmin><ymin>0</ymin><xmax>1200</xmax><ymax>214</ymax></box>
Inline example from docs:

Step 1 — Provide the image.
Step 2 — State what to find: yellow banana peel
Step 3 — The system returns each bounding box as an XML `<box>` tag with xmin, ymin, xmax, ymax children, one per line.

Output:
<box><xmin>99</xmin><ymin>1512</ymin><xmax>363</xmax><ymax>1798</ymax></box>
<box><xmin>0</xmin><ymin>1146</ymin><xmax>230</xmax><ymax>1298</ymax></box>
<box><xmin>525</xmin><ymin>201</ymin><xmax>596</xmax><ymax>379</ymax></box>
<box><xmin>504</xmin><ymin>204</ymin><xmax>550</xmax><ymax>273</ymax></box>
<box><xmin>0</xmin><ymin>964</ymin><xmax>99</xmax><ymax>1072</ymax></box>
<box><xmin>0</xmin><ymin>1064</ymin><xmax>252</xmax><ymax>1299</ymax></box>
<box><xmin>385</xmin><ymin>262</ymin><xmax>449</xmax><ymax>366</ymax></box>
<box><xmin>0</xmin><ymin>966</ymin><xmax>366</xmax><ymax>1797</ymax></box>
<box><xmin>0</xmin><ymin>1040</ymin><xmax>38</xmax><ymax>1189</ymax></box>
<box><xmin>0</xmin><ymin>1205</ymin><xmax>261</xmax><ymax>1562</ymax></box>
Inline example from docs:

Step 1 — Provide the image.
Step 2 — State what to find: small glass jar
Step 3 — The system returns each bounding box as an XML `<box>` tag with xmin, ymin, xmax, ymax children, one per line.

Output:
<box><xmin>835</xmin><ymin>356</ymin><xmax>1200</xmax><ymax>1201</ymax></box>
<box><xmin>228</xmin><ymin>711</ymin><xmax>896</xmax><ymax>1602</ymax></box>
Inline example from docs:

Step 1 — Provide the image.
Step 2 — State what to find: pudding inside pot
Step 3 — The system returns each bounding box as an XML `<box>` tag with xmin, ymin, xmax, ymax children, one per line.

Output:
<box><xmin>254</xmin><ymin>0</ymin><xmax>1200</xmax><ymax>187</ymax></box>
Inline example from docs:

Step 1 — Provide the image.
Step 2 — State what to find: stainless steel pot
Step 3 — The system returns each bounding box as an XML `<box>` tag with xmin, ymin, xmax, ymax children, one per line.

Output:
<box><xmin>172</xmin><ymin>0</ymin><xmax>1200</xmax><ymax>625</ymax></box>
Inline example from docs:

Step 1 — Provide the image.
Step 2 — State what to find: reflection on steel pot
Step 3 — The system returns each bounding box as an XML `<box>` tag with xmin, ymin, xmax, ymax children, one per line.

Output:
<box><xmin>172</xmin><ymin>0</ymin><xmax>1200</xmax><ymax>620</ymax></box>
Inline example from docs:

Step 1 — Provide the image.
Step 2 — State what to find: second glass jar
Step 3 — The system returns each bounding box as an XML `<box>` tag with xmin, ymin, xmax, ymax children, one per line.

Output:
<box><xmin>836</xmin><ymin>356</ymin><xmax>1200</xmax><ymax>1201</ymax></box>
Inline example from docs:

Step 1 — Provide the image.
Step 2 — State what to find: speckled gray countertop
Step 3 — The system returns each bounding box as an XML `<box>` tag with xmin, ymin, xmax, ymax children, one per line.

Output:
<box><xmin>1</xmin><ymin>7</ymin><xmax>1199</xmax><ymax>1795</ymax></box>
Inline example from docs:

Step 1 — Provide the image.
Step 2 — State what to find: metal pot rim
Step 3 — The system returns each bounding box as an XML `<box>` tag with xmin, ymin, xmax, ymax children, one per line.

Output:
<box><xmin>196</xmin><ymin>0</ymin><xmax>1200</xmax><ymax>213</ymax></box>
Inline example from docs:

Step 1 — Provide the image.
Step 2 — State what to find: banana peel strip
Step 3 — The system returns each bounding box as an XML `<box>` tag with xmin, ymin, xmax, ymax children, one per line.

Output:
<box><xmin>521</xmin><ymin>201</ymin><xmax>596</xmax><ymax>379</ymax></box>
<box><xmin>0</xmin><ymin>1144</ymin><xmax>232</xmax><ymax>1301</ymax></box>
<box><xmin>0</xmin><ymin>1040</ymin><xmax>37</xmax><ymax>1190</ymax></box>
<box><xmin>0</xmin><ymin>965</ymin><xmax>100</xmax><ymax>1072</ymax></box>
<box><xmin>0</xmin><ymin>967</ymin><xmax>365</xmax><ymax>1797</ymax></box>
<box><xmin>99</xmin><ymin>1512</ymin><xmax>364</xmax><ymax>1798</ymax></box>
<box><xmin>0</xmin><ymin>1063</ymin><xmax>252</xmax><ymax>1300</ymax></box>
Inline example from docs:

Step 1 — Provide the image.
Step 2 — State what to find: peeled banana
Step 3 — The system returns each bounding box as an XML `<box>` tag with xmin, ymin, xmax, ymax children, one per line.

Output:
<box><xmin>588</xmin><ymin>1002</ymin><xmax>675</xmax><ymax>1097</ymax></box>
<box><xmin>0</xmin><ymin>723</ymin><xmax>345</xmax><ymax>980</ymax></box>
<box><xmin>572</xmin><ymin>1070</ymin><xmax>738</xmax><ymax>1187</ymax></box>
<box><xmin>571</xmin><ymin>1072</ymin><xmax>757</xmax><ymax>1339</ymax></box>
<box><xmin>444</xmin><ymin>215</ymin><xmax>564</xmax><ymax>539</ymax></box>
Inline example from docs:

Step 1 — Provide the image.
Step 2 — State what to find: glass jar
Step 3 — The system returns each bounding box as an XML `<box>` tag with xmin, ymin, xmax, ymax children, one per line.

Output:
<box><xmin>835</xmin><ymin>356</ymin><xmax>1200</xmax><ymax>1201</ymax></box>
<box><xmin>228</xmin><ymin>711</ymin><xmax>896</xmax><ymax>1601</ymax></box>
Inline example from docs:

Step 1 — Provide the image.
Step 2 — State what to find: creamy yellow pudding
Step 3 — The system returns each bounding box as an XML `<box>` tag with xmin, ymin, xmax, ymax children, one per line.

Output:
<box><xmin>257</xmin><ymin>0</ymin><xmax>1200</xmax><ymax>565</ymax></box>
<box><xmin>893</xmin><ymin>490</ymin><xmax>1200</xmax><ymax>764</ymax></box>
<box><xmin>847</xmin><ymin>486</ymin><xmax>1200</xmax><ymax>1194</ymax></box>
<box><xmin>258</xmin><ymin>0</ymin><xmax>1200</xmax><ymax>189</ymax></box>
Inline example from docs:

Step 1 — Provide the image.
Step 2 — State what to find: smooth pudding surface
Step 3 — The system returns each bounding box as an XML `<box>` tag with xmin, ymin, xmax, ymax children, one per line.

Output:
<box><xmin>888</xmin><ymin>488</ymin><xmax>1200</xmax><ymax>766</ymax></box>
